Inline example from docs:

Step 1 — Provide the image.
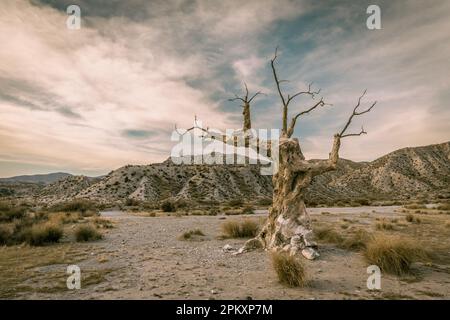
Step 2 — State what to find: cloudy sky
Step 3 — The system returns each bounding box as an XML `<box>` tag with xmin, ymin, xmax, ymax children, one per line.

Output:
<box><xmin>0</xmin><ymin>0</ymin><xmax>449</xmax><ymax>177</ymax></box>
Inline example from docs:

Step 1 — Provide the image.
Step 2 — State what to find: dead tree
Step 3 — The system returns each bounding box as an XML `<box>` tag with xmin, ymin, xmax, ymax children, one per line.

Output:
<box><xmin>238</xmin><ymin>49</ymin><xmax>377</xmax><ymax>259</ymax></box>
<box><xmin>229</xmin><ymin>82</ymin><xmax>263</xmax><ymax>132</ymax></box>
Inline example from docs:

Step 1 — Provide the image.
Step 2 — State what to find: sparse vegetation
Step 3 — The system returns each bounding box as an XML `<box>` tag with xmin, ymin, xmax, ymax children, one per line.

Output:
<box><xmin>0</xmin><ymin>201</ymin><xmax>27</xmax><ymax>222</ymax></box>
<box><xmin>221</xmin><ymin>219</ymin><xmax>259</xmax><ymax>238</ymax></box>
<box><xmin>228</xmin><ymin>199</ymin><xmax>243</xmax><ymax>207</ymax></box>
<box><xmin>363</xmin><ymin>234</ymin><xmax>429</xmax><ymax>275</ymax></box>
<box><xmin>257</xmin><ymin>198</ymin><xmax>272</xmax><ymax>206</ymax></box>
<box><xmin>23</xmin><ymin>223</ymin><xmax>63</xmax><ymax>246</ymax></box>
<box><xmin>93</xmin><ymin>217</ymin><xmax>114</xmax><ymax>229</ymax></box>
<box><xmin>314</xmin><ymin>227</ymin><xmax>344</xmax><ymax>244</ymax></box>
<box><xmin>405</xmin><ymin>214</ymin><xmax>421</xmax><ymax>224</ymax></box>
<box><xmin>48</xmin><ymin>200</ymin><xmax>99</xmax><ymax>216</ymax></box>
<box><xmin>437</xmin><ymin>203</ymin><xmax>450</xmax><ymax>211</ymax></box>
<box><xmin>340</xmin><ymin>229</ymin><xmax>372</xmax><ymax>251</ymax></box>
<box><xmin>242</xmin><ymin>205</ymin><xmax>255</xmax><ymax>215</ymax></box>
<box><xmin>375</xmin><ymin>220</ymin><xmax>395</xmax><ymax>231</ymax></box>
<box><xmin>0</xmin><ymin>225</ymin><xmax>12</xmax><ymax>245</ymax></box>
<box><xmin>404</xmin><ymin>204</ymin><xmax>427</xmax><ymax>210</ymax></box>
<box><xmin>271</xmin><ymin>252</ymin><xmax>307</xmax><ymax>287</ymax></box>
<box><xmin>161</xmin><ymin>200</ymin><xmax>176</xmax><ymax>212</ymax></box>
<box><xmin>178</xmin><ymin>229</ymin><xmax>205</xmax><ymax>240</ymax></box>
<box><xmin>75</xmin><ymin>224</ymin><xmax>103</xmax><ymax>242</ymax></box>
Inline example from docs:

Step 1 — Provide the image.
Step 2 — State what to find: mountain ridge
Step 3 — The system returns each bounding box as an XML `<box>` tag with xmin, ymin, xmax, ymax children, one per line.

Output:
<box><xmin>2</xmin><ymin>141</ymin><xmax>449</xmax><ymax>204</ymax></box>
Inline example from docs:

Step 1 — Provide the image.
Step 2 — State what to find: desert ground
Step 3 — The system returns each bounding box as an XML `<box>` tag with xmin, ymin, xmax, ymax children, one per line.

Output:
<box><xmin>1</xmin><ymin>205</ymin><xmax>450</xmax><ymax>300</ymax></box>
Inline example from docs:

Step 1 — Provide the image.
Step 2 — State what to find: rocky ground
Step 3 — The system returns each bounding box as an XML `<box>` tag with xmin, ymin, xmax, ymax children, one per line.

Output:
<box><xmin>2</xmin><ymin>206</ymin><xmax>450</xmax><ymax>300</ymax></box>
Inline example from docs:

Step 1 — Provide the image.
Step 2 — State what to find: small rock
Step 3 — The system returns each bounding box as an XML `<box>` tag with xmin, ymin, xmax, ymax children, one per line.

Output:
<box><xmin>211</xmin><ymin>290</ymin><xmax>217</xmax><ymax>294</ymax></box>
<box><xmin>223</xmin><ymin>244</ymin><xmax>234</xmax><ymax>252</ymax></box>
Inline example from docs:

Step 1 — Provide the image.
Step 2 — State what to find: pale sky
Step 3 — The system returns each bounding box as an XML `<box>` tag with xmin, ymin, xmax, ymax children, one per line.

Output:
<box><xmin>0</xmin><ymin>0</ymin><xmax>449</xmax><ymax>177</ymax></box>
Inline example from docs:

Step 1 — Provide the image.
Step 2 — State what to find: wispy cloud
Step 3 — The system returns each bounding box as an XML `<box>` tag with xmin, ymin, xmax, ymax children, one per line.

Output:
<box><xmin>0</xmin><ymin>0</ymin><xmax>449</xmax><ymax>177</ymax></box>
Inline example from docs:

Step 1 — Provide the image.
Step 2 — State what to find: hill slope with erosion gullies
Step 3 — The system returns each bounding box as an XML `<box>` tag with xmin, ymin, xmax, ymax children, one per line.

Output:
<box><xmin>18</xmin><ymin>141</ymin><xmax>450</xmax><ymax>205</ymax></box>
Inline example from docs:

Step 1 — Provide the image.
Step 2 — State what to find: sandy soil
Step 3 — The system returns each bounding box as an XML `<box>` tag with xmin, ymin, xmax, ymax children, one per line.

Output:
<box><xmin>4</xmin><ymin>206</ymin><xmax>450</xmax><ymax>300</ymax></box>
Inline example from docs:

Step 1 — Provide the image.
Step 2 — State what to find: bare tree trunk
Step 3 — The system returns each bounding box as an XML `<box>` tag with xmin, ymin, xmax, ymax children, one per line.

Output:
<box><xmin>242</xmin><ymin>102</ymin><xmax>251</xmax><ymax>131</ymax></box>
<box><xmin>238</xmin><ymin>135</ymin><xmax>341</xmax><ymax>259</ymax></box>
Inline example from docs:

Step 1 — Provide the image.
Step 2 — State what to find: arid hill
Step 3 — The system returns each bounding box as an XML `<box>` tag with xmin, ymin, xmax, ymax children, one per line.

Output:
<box><xmin>3</xmin><ymin>141</ymin><xmax>449</xmax><ymax>205</ymax></box>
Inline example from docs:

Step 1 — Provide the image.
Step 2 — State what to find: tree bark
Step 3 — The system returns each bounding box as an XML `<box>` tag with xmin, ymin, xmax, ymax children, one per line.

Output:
<box><xmin>238</xmin><ymin>135</ymin><xmax>341</xmax><ymax>259</ymax></box>
<box><xmin>242</xmin><ymin>102</ymin><xmax>251</xmax><ymax>132</ymax></box>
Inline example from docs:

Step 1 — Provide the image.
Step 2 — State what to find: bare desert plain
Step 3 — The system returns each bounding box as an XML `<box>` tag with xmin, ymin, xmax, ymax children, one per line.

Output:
<box><xmin>1</xmin><ymin>205</ymin><xmax>449</xmax><ymax>300</ymax></box>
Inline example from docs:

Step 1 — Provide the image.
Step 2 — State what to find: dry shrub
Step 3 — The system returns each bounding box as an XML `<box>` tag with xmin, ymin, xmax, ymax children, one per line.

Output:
<box><xmin>221</xmin><ymin>219</ymin><xmax>259</xmax><ymax>238</ymax></box>
<box><xmin>224</xmin><ymin>209</ymin><xmax>241</xmax><ymax>216</ymax></box>
<box><xmin>178</xmin><ymin>229</ymin><xmax>205</xmax><ymax>240</ymax></box>
<box><xmin>161</xmin><ymin>200</ymin><xmax>176</xmax><ymax>212</ymax></box>
<box><xmin>437</xmin><ymin>203</ymin><xmax>450</xmax><ymax>211</ymax></box>
<box><xmin>0</xmin><ymin>202</ymin><xmax>27</xmax><ymax>222</ymax></box>
<box><xmin>314</xmin><ymin>227</ymin><xmax>344</xmax><ymax>244</ymax></box>
<box><xmin>339</xmin><ymin>228</ymin><xmax>372</xmax><ymax>251</ymax></box>
<box><xmin>404</xmin><ymin>204</ymin><xmax>427</xmax><ymax>210</ymax></box>
<box><xmin>271</xmin><ymin>252</ymin><xmax>307</xmax><ymax>287</ymax></box>
<box><xmin>93</xmin><ymin>217</ymin><xmax>114</xmax><ymax>229</ymax></box>
<box><xmin>49</xmin><ymin>200</ymin><xmax>98</xmax><ymax>215</ymax></box>
<box><xmin>364</xmin><ymin>234</ymin><xmax>428</xmax><ymax>275</ymax></box>
<box><xmin>0</xmin><ymin>225</ymin><xmax>13</xmax><ymax>245</ymax></box>
<box><xmin>406</xmin><ymin>214</ymin><xmax>421</xmax><ymax>224</ymax></box>
<box><xmin>375</xmin><ymin>220</ymin><xmax>395</xmax><ymax>231</ymax></box>
<box><xmin>242</xmin><ymin>206</ymin><xmax>255</xmax><ymax>215</ymax></box>
<box><xmin>75</xmin><ymin>224</ymin><xmax>103</xmax><ymax>242</ymax></box>
<box><xmin>24</xmin><ymin>223</ymin><xmax>63</xmax><ymax>246</ymax></box>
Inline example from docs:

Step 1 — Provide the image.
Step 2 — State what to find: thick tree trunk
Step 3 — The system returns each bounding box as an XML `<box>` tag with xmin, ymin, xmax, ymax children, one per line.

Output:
<box><xmin>238</xmin><ymin>135</ymin><xmax>341</xmax><ymax>259</ymax></box>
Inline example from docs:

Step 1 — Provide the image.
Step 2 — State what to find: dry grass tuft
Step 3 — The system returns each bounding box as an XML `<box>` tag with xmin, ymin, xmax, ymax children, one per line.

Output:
<box><xmin>314</xmin><ymin>227</ymin><xmax>344</xmax><ymax>244</ymax></box>
<box><xmin>74</xmin><ymin>224</ymin><xmax>103</xmax><ymax>242</ymax></box>
<box><xmin>271</xmin><ymin>252</ymin><xmax>307</xmax><ymax>287</ymax></box>
<box><xmin>437</xmin><ymin>203</ymin><xmax>450</xmax><ymax>211</ymax></box>
<box><xmin>404</xmin><ymin>204</ymin><xmax>427</xmax><ymax>210</ymax></box>
<box><xmin>221</xmin><ymin>219</ymin><xmax>259</xmax><ymax>238</ymax></box>
<box><xmin>339</xmin><ymin>228</ymin><xmax>372</xmax><ymax>251</ymax></box>
<box><xmin>375</xmin><ymin>220</ymin><xmax>395</xmax><ymax>231</ymax></box>
<box><xmin>178</xmin><ymin>229</ymin><xmax>205</xmax><ymax>240</ymax></box>
<box><xmin>92</xmin><ymin>217</ymin><xmax>114</xmax><ymax>229</ymax></box>
<box><xmin>405</xmin><ymin>214</ymin><xmax>421</xmax><ymax>224</ymax></box>
<box><xmin>21</xmin><ymin>222</ymin><xmax>63</xmax><ymax>246</ymax></box>
<box><xmin>364</xmin><ymin>234</ymin><xmax>428</xmax><ymax>275</ymax></box>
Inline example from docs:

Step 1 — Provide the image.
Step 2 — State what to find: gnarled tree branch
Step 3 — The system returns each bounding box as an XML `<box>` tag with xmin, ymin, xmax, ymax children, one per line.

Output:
<box><xmin>339</xmin><ymin>90</ymin><xmax>377</xmax><ymax>138</ymax></box>
<box><xmin>286</xmin><ymin>97</ymin><xmax>331</xmax><ymax>138</ymax></box>
<box><xmin>270</xmin><ymin>47</ymin><xmax>323</xmax><ymax>137</ymax></box>
<box><xmin>228</xmin><ymin>82</ymin><xmax>264</xmax><ymax>131</ymax></box>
